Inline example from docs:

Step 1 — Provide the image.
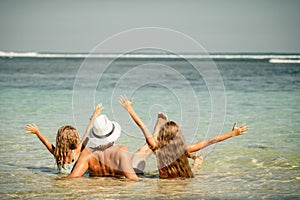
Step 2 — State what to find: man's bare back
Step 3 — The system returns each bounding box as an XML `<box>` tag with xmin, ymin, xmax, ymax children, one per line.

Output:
<box><xmin>67</xmin><ymin>145</ymin><xmax>139</xmax><ymax>180</ymax></box>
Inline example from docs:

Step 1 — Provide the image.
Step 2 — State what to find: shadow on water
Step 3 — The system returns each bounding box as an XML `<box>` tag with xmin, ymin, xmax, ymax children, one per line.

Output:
<box><xmin>25</xmin><ymin>166</ymin><xmax>57</xmax><ymax>173</ymax></box>
<box><xmin>4</xmin><ymin>162</ymin><xmax>57</xmax><ymax>174</ymax></box>
<box><xmin>246</xmin><ymin>144</ymin><xmax>269</xmax><ymax>150</ymax></box>
<box><xmin>51</xmin><ymin>176</ymin><xmax>199</xmax><ymax>199</ymax></box>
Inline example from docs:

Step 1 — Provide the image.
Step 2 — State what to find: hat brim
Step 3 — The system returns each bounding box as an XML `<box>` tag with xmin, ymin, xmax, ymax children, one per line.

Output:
<box><xmin>89</xmin><ymin>121</ymin><xmax>121</xmax><ymax>146</ymax></box>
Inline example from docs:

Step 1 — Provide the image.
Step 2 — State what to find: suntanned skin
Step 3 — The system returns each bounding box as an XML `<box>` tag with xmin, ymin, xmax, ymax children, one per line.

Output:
<box><xmin>24</xmin><ymin>103</ymin><xmax>103</xmax><ymax>164</ymax></box>
<box><xmin>119</xmin><ymin>95</ymin><xmax>249</xmax><ymax>154</ymax></box>
<box><xmin>67</xmin><ymin>145</ymin><xmax>139</xmax><ymax>181</ymax></box>
<box><xmin>186</xmin><ymin>122</ymin><xmax>248</xmax><ymax>153</ymax></box>
<box><xmin>131</xmin><ymin>112</ymin><xmax>167</xmax><ymax>170</ymax></box>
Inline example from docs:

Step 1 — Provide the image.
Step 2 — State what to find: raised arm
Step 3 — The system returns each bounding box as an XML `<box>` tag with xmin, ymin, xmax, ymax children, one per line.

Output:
<box><xmin>67</xmin><ymin>148</ymin><xmax>90</xmax><ymax>178</ymax></box>
<box><xmin>25</xmin><ymin>124</ymin><xmax>54</xmax><ymax>155</ymax></box>
<box><xmin>120</xmin><ymin>156</ymin><xmax>140</xmax><ymax>180</ymax></box>
<box><xmin>187</xmin><ymin>122</ymin><xmax>249</xmax><ymax>153</ymax></box>
<box><xmin>80</xmin><ymin>103</ymin><xmax>103</xmax><ymax>150</ymax></box>
<box><xmin>119</xmin><ymin>95</ymin><xmax>157</xmax><ymax>149</ymax></box>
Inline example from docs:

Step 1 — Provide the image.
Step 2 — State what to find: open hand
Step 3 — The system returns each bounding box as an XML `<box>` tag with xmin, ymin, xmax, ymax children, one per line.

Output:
<box><xmin>93</xmin><ymin>103</ymin><xmax>103</xmax><ymax>117</ymax></box>
<box><xmin>119</xmin><ymin>95</ymin><xmax>134</xmax><ymax>110</ymax></box>
<box><xmin>232</xmin><ymin>122</ymin><xmax>249</xmax><ymax>136</ymax></box>
<box><xmin>25</xmin><ymin>123</ymin><xmax>40</xmax><ymax>135</ymax></box>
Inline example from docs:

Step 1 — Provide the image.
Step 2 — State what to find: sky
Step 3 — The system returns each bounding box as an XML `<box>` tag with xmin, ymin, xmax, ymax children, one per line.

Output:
<box><xmin>0</xmin><ymin>0</ymin><xmax>300</xmax><ymax>53</ymax></box>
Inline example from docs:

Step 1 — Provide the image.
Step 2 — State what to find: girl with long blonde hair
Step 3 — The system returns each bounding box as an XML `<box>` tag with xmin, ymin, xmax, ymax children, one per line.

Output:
<box><xmin>25</xmin><ymin>103</ymin><xmax>102</xmax><ymax>174</ymax></box>
<box><xmin>120</xmin><ymin>95</ymin><xmax>249</xmax><ymax>178</ymax></box>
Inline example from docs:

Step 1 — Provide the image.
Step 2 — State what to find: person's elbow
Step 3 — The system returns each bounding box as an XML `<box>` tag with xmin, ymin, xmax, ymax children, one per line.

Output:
<box><xmin>146</xmin><ymin>137</ymin><xmax>156</xmax><ymax>149</ymax></box>
<box><xmin>66</xmin><ymin>174</ymin><xmax>73</xmax><ymax>178</ymax></box>
<box><xmin>186</xmin><ymin>144</ymin><xmax>197</xmax><ymax>153</ymax></box>
<box><xmin>125</xmin><ymin>173</ymin><xmax>140</xmax><ymax>181</ymax></box>
<box><xmin>66</xmin><ymin>172</ymin><xmax>79</xmax><ymax>178</ymax></box>
<box><xmin>130</xmin><ymin>176</ymin><xmax>140</xmax><ymax>181</ymax></box>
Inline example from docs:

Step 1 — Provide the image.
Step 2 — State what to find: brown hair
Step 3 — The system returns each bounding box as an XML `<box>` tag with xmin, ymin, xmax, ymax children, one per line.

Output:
<box><xmin>53</xmin><ymin>125</ymin><xmax>80</xmax><ymax>167</ymax></box>
<box><xmin>155</xmin><ymin>121</ymin><xmax>194</xmax><ymax>178</ymax></box>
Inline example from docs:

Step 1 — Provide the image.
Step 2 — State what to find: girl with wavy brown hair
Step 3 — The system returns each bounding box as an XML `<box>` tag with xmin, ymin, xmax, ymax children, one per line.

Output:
<box><xmin>120</xmin><ymin>95</ymin><xmax>249</xmax><ymax>179</ymax></box>
<box><xmin>155</xmin><ymin>121</ymin><xmax>194</xmax><ymax>178</ymax></box>
<box><xmin>25</xmin><ymin>103</ymin><xmax>102</xmax><ymax>174</ymax></box>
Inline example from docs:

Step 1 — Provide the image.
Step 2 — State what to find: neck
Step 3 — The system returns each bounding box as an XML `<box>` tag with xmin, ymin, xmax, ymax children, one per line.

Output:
<box><xmin>95</xmin><ymin>142</ymin><xmax>114</xmax><ymax>151</ymax></box>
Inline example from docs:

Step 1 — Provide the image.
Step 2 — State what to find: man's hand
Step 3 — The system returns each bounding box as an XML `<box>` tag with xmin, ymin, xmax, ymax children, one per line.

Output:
<box><xmin>93</xmin><ymin>103</ymin><xmax>103</xmax><ymax>117</ymax></box>
<box><xmin>119</xmin><ymin>95</ymin><xmax>134</xmax><ymax>111</ymax></box>
<box><xmin>90</xmin><ymin>103</ymin><xmax>103</xmax><ymax>121</ymax></box>
<box><xmin>232</xmin><ymin>122</ymin><xmax>249</xmax><ymax>136</ymax></box>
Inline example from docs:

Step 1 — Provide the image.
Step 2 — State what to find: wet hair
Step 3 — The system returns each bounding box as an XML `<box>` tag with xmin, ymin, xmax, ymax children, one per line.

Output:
<box><xmin>155</xmin><ymin>121</ymin><xmax>194</xmax><ymax>178</ymax></box>
<box><xmin>53</xmin><ymin>125</ymin><xmax>80</xmax><ymax>167</ymax></box>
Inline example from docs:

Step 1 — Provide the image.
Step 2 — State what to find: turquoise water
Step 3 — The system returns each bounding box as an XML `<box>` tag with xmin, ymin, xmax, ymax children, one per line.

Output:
<box><xmin>0</xmin><ymin>54</ymin><xmax>299</xmax><ymax>199</ymax></box>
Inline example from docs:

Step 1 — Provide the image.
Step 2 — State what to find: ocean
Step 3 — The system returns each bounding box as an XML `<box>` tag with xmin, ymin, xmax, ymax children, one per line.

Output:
<box><xmin>0</xmin><ymin>52</ymin><xmax>299</xmax><ymax>199</ymax></box>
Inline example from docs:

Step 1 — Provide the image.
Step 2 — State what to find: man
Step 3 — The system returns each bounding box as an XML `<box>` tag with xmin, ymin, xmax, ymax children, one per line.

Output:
<box><xmin>67</xmin><ymin>114</ymin><xmax>139</xmax><ymax>180</ymax></box>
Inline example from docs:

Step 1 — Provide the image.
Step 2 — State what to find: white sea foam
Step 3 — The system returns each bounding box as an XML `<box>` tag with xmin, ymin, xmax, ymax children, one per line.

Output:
<box><xmin>269</xmin><ymin>59</ymin><xmax>300</xmax><ymax>64</ymax></box>
<box><xmin>0</xmin><ymin>51</ymin><xmax>89</xmax><ymax>58</ymax></box>
<box><xmin>0</xmin><ymin>51</ymin><xmax>300</xmax><ymax>61</ymax></box>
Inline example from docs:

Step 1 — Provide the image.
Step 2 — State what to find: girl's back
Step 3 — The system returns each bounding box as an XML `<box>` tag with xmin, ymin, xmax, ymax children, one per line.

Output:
<box><xmin>155</xmin><ymin>121</ymin><xmax>194</xmax><ymax>178</ymax></box>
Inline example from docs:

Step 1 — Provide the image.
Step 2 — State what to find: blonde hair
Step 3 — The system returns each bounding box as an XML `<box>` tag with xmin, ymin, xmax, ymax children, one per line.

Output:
<box><xmin>53</xmin><ymin>125</ymin><xmax>80</xmax><ymax>167</ymax></box>
<box><xmin>155</xmin><ymin>121</ymin><xmax>194</xmax><ymax>178</ymax></box>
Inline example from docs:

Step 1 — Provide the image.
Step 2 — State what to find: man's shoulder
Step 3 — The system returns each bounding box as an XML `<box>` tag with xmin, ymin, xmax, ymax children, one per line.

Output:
<box><xmin>88</xmin><ymin>145</ymin><xmax>128</xmax><ymax>158</ymax></box>
<box><xmin>114</xmin><ymin>145</ymin><xmax>128</xmax><ymax>151</ymax></box>
<box><xmin>80</xmin><ymin>147</ymin><xmax>93</xmax><ymax>156</ymax></box>
<box><xmin>103</xmin><ymin>145</ymin><xmax>128</xmax><ymax>156</ymax></box>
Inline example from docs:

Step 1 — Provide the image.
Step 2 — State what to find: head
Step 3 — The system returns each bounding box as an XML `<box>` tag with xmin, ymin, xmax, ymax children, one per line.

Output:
<box><xmin>156</xmin><ymin>121</ymin><xmax>185</xmax><ymax>148</ymax></box>
<box><xmin>89</xmin><ymin>115</ymin><xmax>121</xmax><ymax>148</ymax></box>
<box><xmin>54</xmin><ymin>125</ymin><xmax>80</xmax><ymax>166</ymax></box>
<box><xmin>156</xmin><ymin>121</ymin><xmax>194</xmax><ymax>178</ymax></box>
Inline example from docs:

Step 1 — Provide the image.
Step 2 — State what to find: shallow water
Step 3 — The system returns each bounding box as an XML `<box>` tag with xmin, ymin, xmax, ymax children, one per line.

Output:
<box><xmin>0</xmin><ymin>55</ymin><xmax>299</xmax><ymax>199</ymax></box>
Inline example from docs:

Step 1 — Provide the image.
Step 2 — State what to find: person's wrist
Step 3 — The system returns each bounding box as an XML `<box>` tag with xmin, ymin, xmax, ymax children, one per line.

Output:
<box><xmin>127</xmin><ymin>107</ymin><xmax>131</xmax><ymax>111</ymax></box>
<box><xmin>90</xmin><ymin>115</ymin><xmax>95</xmax><ymax>120</ymax></box>
<box><xmin>232</xmin><ymin>131</ymin><xmax>237</xmax><ymax>136</ymax></box>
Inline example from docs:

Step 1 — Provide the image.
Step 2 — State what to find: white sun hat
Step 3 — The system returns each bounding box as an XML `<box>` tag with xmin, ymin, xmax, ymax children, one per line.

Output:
<box><xmin>89</xmin><ymin>115</ymin><xmax>121</xmax><ymax>146</ymax></box>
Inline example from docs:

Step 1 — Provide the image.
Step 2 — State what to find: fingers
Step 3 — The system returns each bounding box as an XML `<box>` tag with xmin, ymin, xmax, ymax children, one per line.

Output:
<box><xmin>24</xmin><ymin>123</ymin><xmax>38</xmax><ymax>134</ymax></box>
<box><xmin>242</xmin><ymin>126</ymin><xmax>249</xmax><ymax>132</ymax></box>
<box><xmin>232</xmin><ymin>122</ymin><xmax>237</xmax><ymax>131</ymax></box>
<box><xmin>240</xmin><ymin>124</ymin><xmax>249</xmax><ymax>134</ymax></box>
<box><xmin>119</xmin><ymin>95</ymin><xmax>133</xmax><ymax>105</ymax></box>
<box><xmin>232</xmin><ymin>122</ymin><xmax>248</xmax><ymax>129</ymax></box>
<box><xmin>118</xmin><ymin>95</ymin><xmax>127</xmax><ymax>104</ymax></box>
<box><xmin>24</xmin><ymin>125</ymin><xmax>30</xmax><ymax>131</ymax></box>
<box><xmin>24</xmin><ymin>123</ymin><xmax>35</xmax><ymax>130</ymax></box>
<box><xmin>130</xmin><ymin>97</ymin><xmax>134</xmax><ymax>103</ymax></box>
<box><xmin>93</xmin><ymin>103</ymin><xmax>103</xmax><ymax>117</ymax></box>
<box><xmin>232</xmin><ymin>122</ymin><xmax>249</xmax><ymax>135</ymax></box>
<box><xmin>95</xmin><ymin>103</ymin><xmax>102</xmax><ymax>110</ymax></box>
<box><xmin>98</xmin><ymin>103</ymin><xmax>103</xmax><ymax>111</ymax></box>
<box><xmin>240</xmin><ymin>123</ymin><xmax>246</xmax><ymax>128</ymax></box>
<box><xmin>240</xmin><ymin>123</ymin><xmax>248</xmax><ymax>130</ymax></box>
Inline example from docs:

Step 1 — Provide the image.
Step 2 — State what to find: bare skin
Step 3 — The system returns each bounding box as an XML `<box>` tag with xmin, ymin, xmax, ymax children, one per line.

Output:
<box><xmin>119</xmin><ymin>95</ymin><xmax>249</xmax><ymax>172</ymax></box>
<box><xmin>186</xmin><ymin>122</ymin><xmax>249</xmax><ymax>153</ymax></box>
<box><xmin>67</xmin><ymin>144</ymin><xmax>139</xmax><ymax>181</ymax></box>
<box><xmin>24</xmin><ymin>103</ymin><xmax>103</xmax><ymax>165</ymax></box>
<box><xmin>119</xmin><ymin>95</ymin><xmax>249</xmax><ymax>152</ymax></box>
<box><xmin>123</xmin><ymin>100</ymin><xmax>203</xmax><ymax>172</ymax></box>
<box><xmin>131</xmin><ymin>112</ymin><xmax>168</xmax><ymax>171</ymax></box>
